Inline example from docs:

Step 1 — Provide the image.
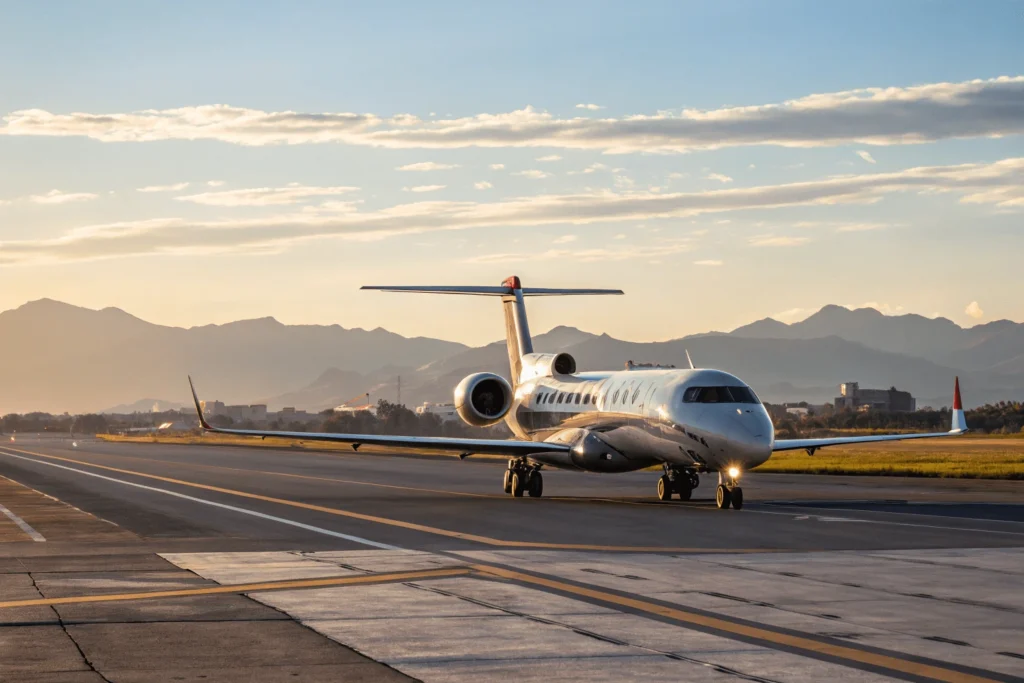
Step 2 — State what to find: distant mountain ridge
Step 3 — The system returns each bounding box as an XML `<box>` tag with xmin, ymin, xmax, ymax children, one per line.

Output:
<box><xmin>1</xmin><ymin>299</ymin><xmax>1021</xmax><ymax>413</ymax></box>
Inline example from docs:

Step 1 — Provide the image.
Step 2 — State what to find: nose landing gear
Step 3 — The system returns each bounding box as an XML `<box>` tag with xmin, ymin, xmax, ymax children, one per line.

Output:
<box><xmin>504</xmin><ymin>459</ymin><xmax>543</xmax><ymax>498</ymax></box>
<box><xmin>716</xmin><ymin>468</ymin><xmax>743</xmax><ymax>510</ymax></box>
<box><xmin>657</xmin><ymin>465</ymin><xmax>700</xmax><ymax>501</ymax></box>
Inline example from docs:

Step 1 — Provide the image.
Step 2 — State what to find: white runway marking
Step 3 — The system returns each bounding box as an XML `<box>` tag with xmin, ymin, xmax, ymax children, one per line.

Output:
<box><xmin>0</xmin><ymin>449</ymin><xmax>400</xmax><ymax>550</ymax></box>
<box><xmin>0</xmin><ymin>502</ymin><xmax>45</xmax><ymax>542</ymax></box>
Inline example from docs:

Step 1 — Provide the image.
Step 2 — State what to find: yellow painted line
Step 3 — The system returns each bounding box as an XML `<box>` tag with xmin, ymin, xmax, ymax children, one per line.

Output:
<box><xmin>1</xmin><ymin>446</ymin><xmax>770</xmax><ymax>554</ymax></box>
<box><xmin>0</xmin><ymin>567</ymin><xmax>470</xmax><ymax>610</ymax></box>
<box><xmin>474</xmin><ymin>564</ymin><xmax>1001</xmax><ymax>683</ymax></box>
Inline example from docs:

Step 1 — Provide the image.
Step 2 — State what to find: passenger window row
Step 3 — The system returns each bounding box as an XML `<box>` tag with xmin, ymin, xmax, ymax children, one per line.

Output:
<box><xmin>535</xmin><ymin>380</ymin><xmax>652</xmax><ymax>408</ymax></box>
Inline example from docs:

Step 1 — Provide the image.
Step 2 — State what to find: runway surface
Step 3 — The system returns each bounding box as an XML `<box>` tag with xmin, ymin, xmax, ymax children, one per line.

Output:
<box><xmin>0</xmin><ymin>435</ymin><xmax>1022</xmax><ymax>682</ymax></box>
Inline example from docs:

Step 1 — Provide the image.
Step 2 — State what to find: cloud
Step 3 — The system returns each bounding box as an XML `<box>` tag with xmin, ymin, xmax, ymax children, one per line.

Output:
<box><xmin>206</xmin><ymin>180</ymin><xmax>225</xmax><ymax>187</ymax></box>
<box><xmin>965</xmin><ymin>301</ymin><xmax>984</xmax><ymax>319</ymax></box>
<box><xmin>176</xmin><ymin>185</ymin><xmax>359</xmax><ymax>207</ymax></box>
<box><xmin>29</xmin><ymin>189</ymin><xmax>98</xmax><ymax>204</ymax></box>
<box><xmin>575</xmin><ymin>103</ymin><xmax>604</xmax><ymax>110</ymax></box>
<box><xmin>749</xmin><ymin>235</ymin><xmax>811</xmax><ymax>247</ymax></box>
<box><xmin>404</xmin><ymin>185</ymin><xmax>446</xmax><ymax>193</ymax></box>
<box><xmin>489</xmin><ymin>164</ymin><xmax>505</xmax><ymax>170</ymax></box>
<box><xmin>467</xmin><ymin>241</ymin><xmax>692</xmax><ymax>264</ymax></box>
<box><xmin>552</xmin><ymin>234</ymin><xmax>577</xmax><ymax>244</ymax></box>
<box><xmin>536</xmin><ymin>154</ymin><xmax>562</xmax><ymax>162</ymax></box>
<box><xmin>772</xmin><ymin>307</ymin><xmax>812</xmax><ymax>324</ymax></box>
<box><xmin>513</xmin><ymin>170</ymin><xmax>551</xmax><ymax>179</ymax></box>
<box><xmin>706</xmin><ymin>172</ymin><xmax>733</xmax><ymax>183</ymax></box>
<box><xmin>847</xmin><ymin>301</ymin><xmax>904</xmax><ymax>315</ymax></box>
<box><xmin>137</xmin><ymin>182</ymin><xmax>190</xmax><ymax>193</ymax></box>
<box><xmin>834</xmin><ymin>222</ymin><xmax>889</xmax><ymax>232</ymax></box>
<box><xmin>856</xmin><ymin>150</ymin><xmax>877</xmax><ymax>164</ymax></box>
<box><xmin>5</xmin><ymin>157</ymin><xmax>1024</xmax><ymax>266</ymax></box>
<box><xmin>396</xmin><ymin>161</ymin><xmax>459</xmax><ymax>171</ymax></box>
<box><xmin>693</xmin><ymin>259</ymin><xmax>723</xmax><ymax>266</ymax></box>
<box><xmin>473</xmin><ymin>181</ymin><xmax>493</xmax><ymax>190</ymax></box>
<box><xmin>6</xmin><ymin>77</ymin><xmax>1024</xmax><ymax>153</ymax></box>
<box><xmin>568</xmin><ymin>163</ymin><xmax>609</xmax><ymax>175</ymax></box>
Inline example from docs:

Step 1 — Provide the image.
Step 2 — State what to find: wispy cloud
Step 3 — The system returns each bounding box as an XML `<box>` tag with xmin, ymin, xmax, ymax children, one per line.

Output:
<box><xmin>706</xmin><ymin>172</ymin><xmax>733</xmax><ymax>183</ymax></box>
<box><xmin>489</xmin><ymin>163</ymin><xmax>505</xmax><ymax>170</ymax></box>
<box><xmin>693</xmin><ymin>259</ymin><xmax>723</xmax><ymax>266</ymax></box>
<box><xmin>206</xmin><ymin>180</ymin><xmax>225</xmax><ymax>187</ymax></box>
<box><xmin>5</xmin><ymin>157</ymin><xmax>1024</xmax><ymax>265</ymax></box>
<box><xmin>771</xmin><ymin>307</ymin><xmax>811</xmax><ymax>324</ymax></box>
<box><xmin>137</xmin><ymin>182</ymin><xmax>189</xmax><ymax>193</ymax></box>
<box><xmin>29</xmin><ymin>189</ymin><xmax>98</xmax><ymax>204</ymax></box>
<box><xmin>856</xmin><ymin>150</ymin><xmax>877</xmax><ymax>164</ymax></box>
<box><xmin>536</xmin><ymin>154</ymin><xmax>562</xmax><ymax>162</ymax></box>
<box><xmin>512</xmin><ymin>170</ymin><xmax>551</xmax><ymax>179</ymax></box>
<box><xmin>6</xmin><ymin>77</ymin><xmax>1023</xmax><ymax>153</ymax></box>
<box><xmin>404</xmin><ymin>185</ymin><xmax>446</xmax><ymax>193</ymax></box>
<box><xmin>575</xmin><ymin>103</ymin><xmax>604</xmax><ymax>110</ymax></box>
<box><xmin>552</xmin><ymin>234</ymin><xmax>577</xmax><ymax>244</ymax></box>
<box><xmin>396</xmin><ymin>161</ymin><xmax>459</xmax><ymax>171</ymax></box>
<box><xmin>473</xmin><ymin>181</ymin><xmax>493</xmax><ymax>190</ymax></box>
<box><xmin>847</xmin><ymin>301</ymin><xmax>904</xmax><ymax>315</ymax></box>
<box><xmin>177</xmin><ymin>185</ymin><xmax>359</xmax><ymax>206</ymax></box>
<box><xmin>749</xmin><ymin>235</ymin><xmax>811</xmax><ymax>247</ymax></box>
<box><xmin>467</xmin><ymin>241</ymin><xmax>692</xmax><ymax>264</ymax></box>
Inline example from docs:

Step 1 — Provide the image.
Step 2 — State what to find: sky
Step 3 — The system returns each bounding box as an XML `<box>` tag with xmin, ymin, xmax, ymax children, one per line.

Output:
<box><xmin>1</xmin><ymin>1</ymin><xmax>1023</xmax><ymax>346</ymax></box>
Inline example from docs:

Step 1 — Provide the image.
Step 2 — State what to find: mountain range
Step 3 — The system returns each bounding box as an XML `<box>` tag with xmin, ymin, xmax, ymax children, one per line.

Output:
<box><xmin>1</xmin><ymin>299</ymin><xmax>1021</xmax><ymax>414</ymax></box>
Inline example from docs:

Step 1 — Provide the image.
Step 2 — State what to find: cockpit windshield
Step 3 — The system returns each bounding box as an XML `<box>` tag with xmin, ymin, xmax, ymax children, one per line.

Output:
<box><xmin>682</xmin><ymin>386</ymin><xmax>760</xmax><ymax>404</ymax></box>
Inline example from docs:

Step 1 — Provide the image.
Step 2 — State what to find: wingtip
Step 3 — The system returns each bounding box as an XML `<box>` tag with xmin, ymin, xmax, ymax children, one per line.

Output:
<box><xmin>188</xmin><ymin>375</ymin><xmax>211</xmax><ymax>430</ymax></box>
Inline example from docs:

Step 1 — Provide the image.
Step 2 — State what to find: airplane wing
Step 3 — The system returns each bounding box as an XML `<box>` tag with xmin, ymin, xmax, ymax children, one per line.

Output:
<box><xmin>773</xmin><ymin>378</ymin><xmax>968</xmax><ymax>454</ymax></box>
<box><xmin>188</xmin><ymin>377</ymin><xmax>570</xmax><ymax>459</ymax></box>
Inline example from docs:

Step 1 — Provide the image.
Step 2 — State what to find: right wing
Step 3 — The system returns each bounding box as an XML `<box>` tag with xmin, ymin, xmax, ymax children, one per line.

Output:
<box><xmin>188</xmin><ymin>377</ymin><xmax>569</xmax><ymax>459</ymax></box>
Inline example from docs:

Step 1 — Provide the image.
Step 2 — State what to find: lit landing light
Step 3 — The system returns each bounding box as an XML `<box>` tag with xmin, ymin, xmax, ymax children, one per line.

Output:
<box><xmin>727</xmin><ymin>466</ymin><xmax>741</xmax><ymax>479</ymax></box>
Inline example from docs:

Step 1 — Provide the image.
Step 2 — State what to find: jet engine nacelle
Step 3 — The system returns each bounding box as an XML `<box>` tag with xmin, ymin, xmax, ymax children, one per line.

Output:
<box><xmin>454</xmin><ymin>372</ymin><xmax>513</xmax><ymax>427</ymax></box>
<box><xmin>519</xmin><ymin>352</ymin><xmax>577</xmax><ymax>382</ymax></box>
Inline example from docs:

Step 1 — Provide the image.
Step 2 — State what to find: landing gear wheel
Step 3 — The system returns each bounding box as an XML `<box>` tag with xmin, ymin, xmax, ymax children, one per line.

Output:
<box><xmin>690</xmin><ymin>473</ymin><xmax>700</xmax><ymax>490</ymax></box>
<box><xmin>716</xmin><ymin>484</ymin><xmax>732</xmax><ymax>509</ymax></box>
<box><xmin>503</xmin><ymin>469</ymin><xmax>513</xmax><ymax>494</ymax></box>
<box><xmin>657</xmin><ymin>475</ymin><xmax>672</xmax><ymax>501</ymax></box>
<box><xmin>731</xmin><ymin>486</ymin><xmax>743</xmax><ymax>510</ymax></box>
<box><xmin>676</xmin><ymin>484</ymin><xmax>693</xmax><ymax>501</ymax></box>
<box><xmin>527</xmin><ymin>471</ymin><xmax>544</xmax><ymax>498</ymax></box>
<box><xmin>510</xmin><ymin>472</ymin><xmax>525</xmax><ymax>498</ymax></box>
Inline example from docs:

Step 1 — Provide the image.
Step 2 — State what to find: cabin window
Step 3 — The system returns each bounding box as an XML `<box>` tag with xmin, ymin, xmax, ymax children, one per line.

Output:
<box><xmin>557</xmin><ymin>392</ymin><xmax>565</xmax><ymax>404</ymax></box>
<box><xmin>574</xmin><ymin>392</ymin><xmax>582</xmax><ymax>404</ymax></box>
<box><xmin>632</xmin><ymin>386</ymin><xmax>642</xmax><ymax>404</ymax></box>
<box><xmin>622</xmin><ymin>386</ymin><xmax>630</xmax><ymax>404</ymax></box>
<box><xmin>583</xmin><ymin>393</ymin><xmax>591</xmax><ymax>405</ymax></box>
<box><xmin>611</xmin><ymin>389</ymin><xmax>620</xmax><ymax>403</ymax></box>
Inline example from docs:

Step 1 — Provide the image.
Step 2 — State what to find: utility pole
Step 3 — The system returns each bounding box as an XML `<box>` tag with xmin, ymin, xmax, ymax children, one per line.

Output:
<box><xmin>397</xmin><ymin>375</ymin><xmax>402</xmax><ymax>406</ymax></box>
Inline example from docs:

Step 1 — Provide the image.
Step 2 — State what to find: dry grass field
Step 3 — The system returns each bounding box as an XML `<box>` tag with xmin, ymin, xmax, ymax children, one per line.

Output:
<box><xmin>100</xmin><ymin>432</ymin><xmax>1024</xmax><ymax>479</ymax></box>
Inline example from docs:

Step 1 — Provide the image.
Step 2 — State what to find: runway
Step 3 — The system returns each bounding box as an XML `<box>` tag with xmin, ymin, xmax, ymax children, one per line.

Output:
<box><xmin>0</xmin><ymin>435</ymin><xmax>1022</xmax><ymax>682</ymax></box>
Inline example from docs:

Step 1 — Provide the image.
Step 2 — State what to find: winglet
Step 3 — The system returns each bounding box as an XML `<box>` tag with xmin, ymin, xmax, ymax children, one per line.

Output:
<box><xmin>188</xmin><ymin>376</ymin><xmax>212</xmax><ymax>430</ymax></box>
<box><xmin>950</xmin><ymin>376</ymin><xmax>968</xmax><ymax>434</ymax></box>
<box><xmin>685</xmin><ymin>349</ymin><xmax>695</xmax><ymax>370</ymax></box>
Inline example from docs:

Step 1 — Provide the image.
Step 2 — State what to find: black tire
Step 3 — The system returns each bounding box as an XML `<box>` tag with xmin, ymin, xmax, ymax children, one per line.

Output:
<box><xmin>716</xmin><ymin>484</ymin><xmax>732</xmax><ymax>509</ymax></box>
<box><xmin>527</xmin><ymin>471</ymin><xmax>544</xmax><ymax>498</ymax></box>
<box><xmin>731</xmin><ymin>486</ymin><xmax>744</xmax><ymax>510</ymax></box>
<box><xmin>677</xmin><ymin>485</ymin><xmax>692</xmax><ymax>501</ymax></box>
<box><xmin>690</xmin><ymin>473</ymin><xmax>700</xmax><ymax>490</ymax></box>
<box><xmin>657</xmin><ymin>475</ymin><xmax>672</xmax><ymax>501</ymax></box>
<box><xmin>503</xmin><ymin>469</ymin><xmax>513</xmax><ymax>494</ymax></box>
<box><xmin>511</xmin><ymin>472</ymin><xmax>524</xmax><ymax>498</ymax></box>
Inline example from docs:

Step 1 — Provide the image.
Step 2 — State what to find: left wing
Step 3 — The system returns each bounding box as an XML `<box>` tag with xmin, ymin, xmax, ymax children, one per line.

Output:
<box><xmin>773</xmin><ymin>378</ymin><xmax>968</xmax><ymax>454</ymax></box>
<box><xmin>188</xmin><ymin>377</ymin><xmax>569</xmax><ymax>459</ymax></box>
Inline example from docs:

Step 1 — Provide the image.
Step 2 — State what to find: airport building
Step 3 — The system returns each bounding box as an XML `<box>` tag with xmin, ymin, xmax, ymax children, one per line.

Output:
<box><xmin>200</xmin><ymin>400</ymin><xmax>268</xmax><ymax>423</ymax></box>
<box><xmin>414</xmin><ymin>402</ymin><xmax>459</xmax><ymax>422</ymax></box>
<box><xmin>834</xmin><ymin>382</ymin><xmax>916</xmax><ymax>412</ymax></box>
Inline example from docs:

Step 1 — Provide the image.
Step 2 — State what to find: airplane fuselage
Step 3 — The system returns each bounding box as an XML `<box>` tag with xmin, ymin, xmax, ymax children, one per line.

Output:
<box><xmin>503</xmin><ymin>367</ymin><xmax>775</xmax><ymax>475</ymax></box>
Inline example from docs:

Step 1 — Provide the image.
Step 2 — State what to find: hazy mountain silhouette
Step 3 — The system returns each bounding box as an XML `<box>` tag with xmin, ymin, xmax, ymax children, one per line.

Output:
<box><xmin>1</xmin><ymin>299</ymin><xmax>1021</xmax><ymax>413</ymax></box>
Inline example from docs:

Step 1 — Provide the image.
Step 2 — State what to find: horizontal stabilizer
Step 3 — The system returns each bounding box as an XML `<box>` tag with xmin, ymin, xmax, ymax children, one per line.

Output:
<box><xmin>362</xmin><ymin>285</ymin><xmax>623</xmax><ymax>297</ymax></box>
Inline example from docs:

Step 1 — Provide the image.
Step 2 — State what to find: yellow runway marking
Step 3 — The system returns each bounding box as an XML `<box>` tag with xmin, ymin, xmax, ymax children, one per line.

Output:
<box><xmin>474</xmin><ymin>564</ymin><xmax>1002</xmax><ymax>683</ymax></box>
<box><xmin>1</xmin><ymin>446</ymin><xmax>769</xmax><ymax>554</ymax></box>
<box><xmin>0</xmin><ymin>567</ymin><xmax>470</xmax><ymax>610</ymax></box>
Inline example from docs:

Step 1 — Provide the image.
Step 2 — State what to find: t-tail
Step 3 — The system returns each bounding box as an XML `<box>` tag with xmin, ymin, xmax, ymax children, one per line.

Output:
<box><xmin>361</xmin><ymin>276</ymin><xmax>622</xmax><ymax>384</ymax></box>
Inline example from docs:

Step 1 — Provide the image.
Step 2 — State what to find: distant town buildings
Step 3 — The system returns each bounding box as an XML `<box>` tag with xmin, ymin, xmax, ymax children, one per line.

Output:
<box><xmin>835</xmin><ymin>382</ymin><xmax>916</xmax><ymax>412</ymax></box>
<box><xmin>200</xmin><ymin>401</ymin><xmax>317</xmax><ymax>425</ymax></box>
<box><xmin>333</xmin><ymin>404</ymin><xmax>377</xmax><ymax>417</ymax></box>
<box><xmin>414</xmin><ymin>402</ymin><xmax>459</xmax><ymax>422</ymax></box>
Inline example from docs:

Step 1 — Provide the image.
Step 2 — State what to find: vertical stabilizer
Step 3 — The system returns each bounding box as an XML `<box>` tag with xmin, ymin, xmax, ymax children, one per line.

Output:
<box><xmin>500</xmin><ymin>276</ymin><xmax>533</xmax><ymax>384</ymax></box>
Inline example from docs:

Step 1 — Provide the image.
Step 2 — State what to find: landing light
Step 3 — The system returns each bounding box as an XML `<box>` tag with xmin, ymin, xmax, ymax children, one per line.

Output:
<box><xmin>727</xmin><ymin>466</ymin><xmax>740</xmax><ymax>479</ymax></box>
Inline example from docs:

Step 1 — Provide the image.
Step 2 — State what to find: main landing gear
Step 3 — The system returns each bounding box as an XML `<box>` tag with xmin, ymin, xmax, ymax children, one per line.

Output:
<box><xmin>657</xmin><ymin>465</ymin><xmax>700</xmax><ymax>501</ymax></box>
<box><xmin>715</xmin><ymin>467</ymin><xmax>743</xmax><ymax>510</ymax></box>
<box><xmin>504</xmin><ymin>458</ymin><xmax>543</xmax><ymax>498</ymax></box>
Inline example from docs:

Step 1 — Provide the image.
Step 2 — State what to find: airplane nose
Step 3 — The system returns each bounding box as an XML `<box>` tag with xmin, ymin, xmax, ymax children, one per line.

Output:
<box><xmin>729</xmin><ymin>411</ymin><xmax>772</xmax><ymax>456</ymax></box>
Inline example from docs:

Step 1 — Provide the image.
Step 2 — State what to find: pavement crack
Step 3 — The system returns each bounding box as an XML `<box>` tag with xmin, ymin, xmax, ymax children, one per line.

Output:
<box><xmin>26</xmin><ymin>571</ymin><xmax>113</xmax><ymax>683</ymax></box>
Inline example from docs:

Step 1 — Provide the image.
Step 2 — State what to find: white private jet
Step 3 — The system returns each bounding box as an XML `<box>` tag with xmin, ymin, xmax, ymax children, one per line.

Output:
<box><xmin>189</xmin><ymin>276</ymin><xmax>968</xmax><ymax>510</ymax></box>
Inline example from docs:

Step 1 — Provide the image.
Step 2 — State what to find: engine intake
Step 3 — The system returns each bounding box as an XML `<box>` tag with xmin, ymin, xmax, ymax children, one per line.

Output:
<box><xmin>519</xmin><ymin>352</ymin><xmax>577</xmax><ymax>381</ymax></box>
<box><xmin>454</xmin><ymin>372</ymin><xmax>513</xmax><ymax>427</ymax></box>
